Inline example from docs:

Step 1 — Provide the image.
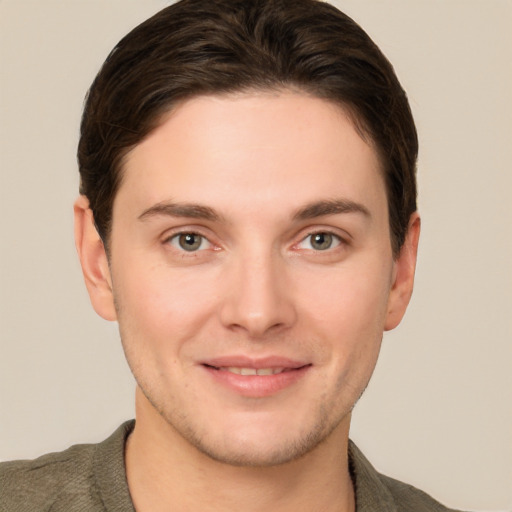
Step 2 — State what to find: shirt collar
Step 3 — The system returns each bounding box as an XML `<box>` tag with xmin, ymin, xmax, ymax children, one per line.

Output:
<box><xmin>349</xmin><ymin>440</ymin><xmax>397</xmax><ymax>512</ymax></box>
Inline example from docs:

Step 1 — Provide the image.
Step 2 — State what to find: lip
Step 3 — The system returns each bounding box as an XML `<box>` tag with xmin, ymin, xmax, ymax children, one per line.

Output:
<box><xmin>199</xmin><ymin>356</ymin><xmax>312</xmax><ymax>398</ymax></box>
<box><xmin>201</xmin><ymin>355</ymin><xmax>308</xmax><ymax>370</ymax></box>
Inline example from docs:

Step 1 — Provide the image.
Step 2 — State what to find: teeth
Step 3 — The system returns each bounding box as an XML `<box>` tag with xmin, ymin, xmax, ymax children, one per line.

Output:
<box><xmin>222</xmin><ymin>367</ymin><xmax>285</xmax><ymax>376</ymax></box>
<box><xmin>255</xmin><ymin>368</ymin><xmax>274</xmax><ymax>376</ymax></box>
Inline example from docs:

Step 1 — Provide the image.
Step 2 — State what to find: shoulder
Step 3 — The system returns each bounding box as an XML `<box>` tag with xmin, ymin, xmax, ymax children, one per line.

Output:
<box><xmin>0</xmin><ymin>442</ymin><xmax>101</xmax><ymax>512</ymax></box>
<box><xmin>378</xmin><ymin>473</ymin><xmax>464</xmax><ymax>512</ymax></box>
<box><xmin>348</xmin><ymin>440</ymin><xmax>465</xmax><ymax>512</ymax></box>
<box><xmin>0</xmin><ymin>421</ymin><xmax>135</xmax><ymax>512</ymax></box>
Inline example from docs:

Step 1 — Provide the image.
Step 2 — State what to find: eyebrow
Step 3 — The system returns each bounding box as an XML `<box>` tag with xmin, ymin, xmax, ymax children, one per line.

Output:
<box><xmin>138</xmin><ymin>198</ymin><xmax>370</xmax><ymax>224</ymax></box>
<box><xmin>292</xmin><ymin>199</ymin><xmax>371</xmax><ymax>221</ymax></box>
<box><xmin>138</xmin><ymin>201</ymin><xmax>223</xmax><ymax>222</ymax></box>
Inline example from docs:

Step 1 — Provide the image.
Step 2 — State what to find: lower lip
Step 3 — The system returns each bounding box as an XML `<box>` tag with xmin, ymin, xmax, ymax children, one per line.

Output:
<box><xmin>201</xmin><ymin>365</ymin><xmax>311</xmax><ymax>398</ymax></box>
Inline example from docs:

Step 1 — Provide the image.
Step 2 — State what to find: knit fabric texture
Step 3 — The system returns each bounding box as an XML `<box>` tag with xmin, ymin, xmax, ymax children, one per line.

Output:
<box><xmin>0</xmin><ymin>421</ymin><xmax>463</xmax><ymax>512</ymax></box>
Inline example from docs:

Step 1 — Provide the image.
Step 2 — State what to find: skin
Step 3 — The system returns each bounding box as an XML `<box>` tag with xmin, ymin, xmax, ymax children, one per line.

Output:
<box><xmin>74</xmin><ymin>91</ymin><xmax>420</xmax><ymax>512</ymax></box>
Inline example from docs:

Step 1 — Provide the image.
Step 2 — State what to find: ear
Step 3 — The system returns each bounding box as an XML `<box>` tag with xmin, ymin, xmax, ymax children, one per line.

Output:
<box><xmin>384</xmin><ymin>212</ymin><xmax>421</xmax><ymax>331</ymax></box>
<box><xmin>74</xmin><ymin>196</ymin><xmax>117</xmax><ymax>321</ymax></box>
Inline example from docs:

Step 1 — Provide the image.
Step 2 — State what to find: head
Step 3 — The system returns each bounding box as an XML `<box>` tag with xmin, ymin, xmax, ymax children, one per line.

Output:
<box><xmin>78</xmin><ymin>0</ymin><xmax>417</xmax><ymax>258</ymax></box>
<box><xmin>74</xmin><ymin>0</ymin><xmax>420</xmax><ymax>467</ymax></box>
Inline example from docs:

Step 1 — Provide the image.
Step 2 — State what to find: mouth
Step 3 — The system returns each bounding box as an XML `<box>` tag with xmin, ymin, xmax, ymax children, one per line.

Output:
<box><xmin>203</xmin><ymin>365</ymin><xmax>301</xmax><ymax>376</ymax></box>
<box><xmin>200</xmin><ymin>359</ymin><xmax>312</xmax><ymax>397</ymax></box>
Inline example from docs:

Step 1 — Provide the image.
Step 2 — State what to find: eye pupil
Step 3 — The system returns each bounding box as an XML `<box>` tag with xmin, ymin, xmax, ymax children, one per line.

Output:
<box><xmin>311</xmin><ymin>233</ymin><xmax>332</xmax><ymax>250</ymax></box>
<box><xmin>179</xmin><ymin>233</ymin><xmax>201</xmax><ymax>251</ymax></box>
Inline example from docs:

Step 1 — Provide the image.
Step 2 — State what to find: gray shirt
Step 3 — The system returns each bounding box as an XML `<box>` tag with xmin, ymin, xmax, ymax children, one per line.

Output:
<box><xmin>0</xmin><ymin>421</ymin><xmax>462</xmax><ymax>511</ymax></box>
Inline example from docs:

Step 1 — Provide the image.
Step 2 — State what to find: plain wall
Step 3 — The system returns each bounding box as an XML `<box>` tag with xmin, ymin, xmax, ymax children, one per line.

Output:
<box><xmin>0</xmin><ymin>1</ymin><xmax>511</xmax><ymax>510</ymax></box>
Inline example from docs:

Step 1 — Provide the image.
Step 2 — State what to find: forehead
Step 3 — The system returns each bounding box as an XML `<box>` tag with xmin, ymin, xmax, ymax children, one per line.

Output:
<box><xmin>116</xmin><ymin>91</ymin><xmax>386</xmax><ymax>221</ymax></box>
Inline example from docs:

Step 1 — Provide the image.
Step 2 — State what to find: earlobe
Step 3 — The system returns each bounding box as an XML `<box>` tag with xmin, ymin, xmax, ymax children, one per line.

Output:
<box><xmin>74</xmin><ymin>196</ymin><xmax>117</xmax><ymax>321</ymax></box>
<box><xmin>384</xmin><ymin>212</ymin><xmax>421</xmax><ymax>331</ymax></box>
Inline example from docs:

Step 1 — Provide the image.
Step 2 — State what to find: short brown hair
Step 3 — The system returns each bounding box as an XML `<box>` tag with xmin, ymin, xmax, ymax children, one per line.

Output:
<box><xmin>78</xmin><ymin>0</ymin><xmax>417</xmax><ymax>256</ymax></box>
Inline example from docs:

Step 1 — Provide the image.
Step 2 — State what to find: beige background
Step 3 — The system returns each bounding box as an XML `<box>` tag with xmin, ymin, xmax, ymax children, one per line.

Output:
<box><xmin>1</xmin><ymin>1</ymin><xmax>511</xmax><ymax>510</ymax></box>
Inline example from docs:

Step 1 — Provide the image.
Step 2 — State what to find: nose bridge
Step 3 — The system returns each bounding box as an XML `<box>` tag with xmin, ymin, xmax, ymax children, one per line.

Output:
<box><xmin>219</xmin><ymin>241</ymin><xmax>296</xmax><ymax>337</ymax></box>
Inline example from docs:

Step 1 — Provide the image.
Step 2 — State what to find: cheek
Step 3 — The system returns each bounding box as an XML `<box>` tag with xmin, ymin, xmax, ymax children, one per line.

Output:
<box><xmin>293</xmin><ymin>257</ymin><xmax>392</xmax><ymax>383</ymax></box>
<box><xmin>112</xmin><ymin>259</ymin><xmax>221</xmax><ymax>347</ymax></box>
<box><xmin>296</xmin><ymin>260</ymin><xmax>392</xmax><ymax>335</ymax></box>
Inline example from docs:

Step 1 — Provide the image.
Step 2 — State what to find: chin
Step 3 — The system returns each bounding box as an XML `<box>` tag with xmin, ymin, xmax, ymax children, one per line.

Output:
<box><xmin>169</xmin><ymin>408</ymin><xmax>346</xmax><ymax>468</ymax></box>
<box><xmin>188</xmin><ymin>433</ymin><xmax>324</xmax><ymax>468</ymax></box>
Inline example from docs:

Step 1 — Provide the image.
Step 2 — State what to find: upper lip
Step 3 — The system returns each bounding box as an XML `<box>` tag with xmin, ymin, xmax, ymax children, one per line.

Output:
<box><xmin>200</xmin><ymin>356</ymin><xmax>310</xmax><ymax>370</ymax></box>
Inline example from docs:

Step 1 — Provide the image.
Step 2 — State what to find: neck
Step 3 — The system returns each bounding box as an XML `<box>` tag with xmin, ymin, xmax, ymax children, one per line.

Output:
<box><xmin>125</xmin><ymin>388</ymin><xmax>355</xmax><ymax>512</ymax></box>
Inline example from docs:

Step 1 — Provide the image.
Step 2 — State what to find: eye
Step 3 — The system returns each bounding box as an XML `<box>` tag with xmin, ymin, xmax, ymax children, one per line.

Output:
<box><xmin>298</xmin><ymin>232</ymin><xmax>342</xmax><ymax>251</ymax></box>
<box><xmin>168</xmin><ymin>232</ymin><xmax>211</xmax><ymax>252</ymax></box>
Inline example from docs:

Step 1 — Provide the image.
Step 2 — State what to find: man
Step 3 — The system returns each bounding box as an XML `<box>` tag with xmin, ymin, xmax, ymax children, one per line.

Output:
<box><xmin>0</xmin><ymin>0</ymin><xmax>462</xmax><ymax>510</ymax></box>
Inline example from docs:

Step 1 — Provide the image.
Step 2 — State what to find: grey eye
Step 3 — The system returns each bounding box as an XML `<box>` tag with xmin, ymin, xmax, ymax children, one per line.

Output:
<box><xmin>176</xmin><ymin>233</ymin><xmax>204</xmax><ymax>251</ymax></box>
<box><xmin>310</xmin><ymin>232</ymin><xmax>334</xmax><ymax>250</ymax></box>
<box><xmin>167</xmin><ymin>232</ymin><xmax>213</xmax><ymax>253</ymax></box>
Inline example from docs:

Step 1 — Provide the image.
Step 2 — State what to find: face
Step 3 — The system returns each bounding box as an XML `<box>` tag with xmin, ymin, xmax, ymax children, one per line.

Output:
<box><xmin>76</xmin><ymin>91</ymin><xmax>418</xmax><ymax>467</ymax></box>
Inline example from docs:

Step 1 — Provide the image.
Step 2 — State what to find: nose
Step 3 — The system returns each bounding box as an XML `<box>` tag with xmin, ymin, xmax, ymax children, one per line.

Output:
<box><xmin>218</xmin><ymin>249</ymin><xmax>297</xmax><ymax>338</ymax></box>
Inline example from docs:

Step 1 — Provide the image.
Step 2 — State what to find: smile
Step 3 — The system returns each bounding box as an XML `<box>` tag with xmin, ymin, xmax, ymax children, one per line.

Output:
<box><xmin>201</xmin><ymin>361</ymin><xmax>311</xmax><ymax>398</ymax></box>
<box><xmin>215</xmin><ymin>367</ymin><xmax>288</xmax><ymax>376</ymax></box>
